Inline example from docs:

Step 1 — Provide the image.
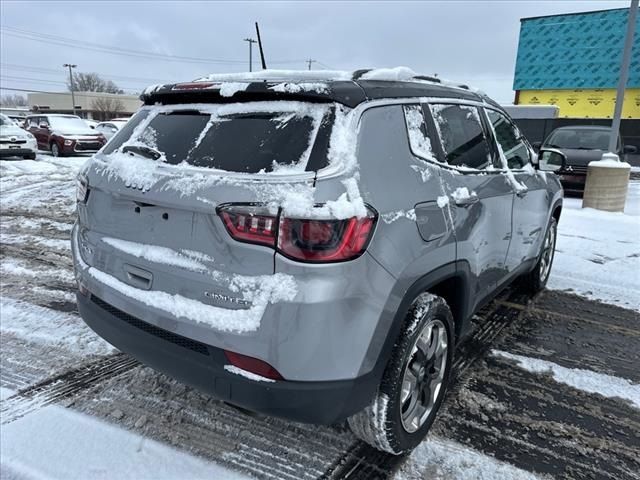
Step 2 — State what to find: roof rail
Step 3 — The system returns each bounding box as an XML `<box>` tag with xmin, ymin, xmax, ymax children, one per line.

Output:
<box><xmin>413</xmin><ymin>75</ymin><xmax>441</xmax><ymax>84</ymax></box>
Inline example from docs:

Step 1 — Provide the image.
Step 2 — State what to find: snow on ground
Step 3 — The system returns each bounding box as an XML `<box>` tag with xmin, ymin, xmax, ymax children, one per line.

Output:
<box><xmin>1</xmin><ymin>297</ymin><xmax>113</xmax><ymax>356</ymax></box>
<box><xmin>0</xmin><ymin>406</ymin><xmax>250</xmax><ymax>480</ymax></box>
<box><xmin>548</xmin><ymin>181</ymin><xmax>640</xmax><ymax>311</ymax></box>
<box><xmin>0</xmin><ymin>155</ymin><xmax>87</xmax><ymax>217</ymax></box>
<box><xmin>493</xmin><ymin>350</ymin><xmax>640</xmax><ymax>409</ymax></box>
<box><xmin>396</xmin><ymin>436</ymin><xmax>543</xmax><ymax>480</ymax></box>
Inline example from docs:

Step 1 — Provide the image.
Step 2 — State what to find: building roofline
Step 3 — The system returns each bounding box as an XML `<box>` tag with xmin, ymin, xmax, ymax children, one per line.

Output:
<box><xmin>520</xmin><ymin>7</ymin><xmax>628</xmax><ymax>22</ymax></box>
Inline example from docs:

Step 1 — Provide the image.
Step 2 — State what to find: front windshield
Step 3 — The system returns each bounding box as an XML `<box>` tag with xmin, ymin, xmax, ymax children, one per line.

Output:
<box><xmin>546</xmin><ymin>129</ymin><xmax>611</xmax><ymax>150</ymax></box>
<box><xmin>0</xmin><ymin>114</ymin><xmax>10</xmax><ymax>126</ymax></box>
<box><xmin>49</xmin><ymin>116</ymin><xmax>91</xmax><ymax>132</ymax></box>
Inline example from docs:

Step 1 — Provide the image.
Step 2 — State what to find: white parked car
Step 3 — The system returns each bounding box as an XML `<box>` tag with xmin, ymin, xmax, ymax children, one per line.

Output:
<box><xmin>95</xmin><ymin>120</ymin><xmax>128</xmax><ymax>140</ymax></box>
<box><xmin>0</xmin><ymin>113</ymin><xmax>37</xmax><ymax>160</ymax></box>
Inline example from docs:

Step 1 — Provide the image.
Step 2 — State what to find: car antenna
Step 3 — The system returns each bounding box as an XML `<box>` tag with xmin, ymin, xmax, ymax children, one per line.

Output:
<box><xmin>255</xmin><ymin>22</ymin><xmax>267</xmax><ymax>70</ymax></box>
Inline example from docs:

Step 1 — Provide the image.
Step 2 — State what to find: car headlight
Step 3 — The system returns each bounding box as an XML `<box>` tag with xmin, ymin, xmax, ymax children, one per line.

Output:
<box><xmin>26</xmin><ymin>132</ymin><xmax>36</xmax><ymax>140</ymax></box>
<box><xmin>64</xmin><ymin>139</ymin><xmax>74</xmax><ymax>146</ymax></box>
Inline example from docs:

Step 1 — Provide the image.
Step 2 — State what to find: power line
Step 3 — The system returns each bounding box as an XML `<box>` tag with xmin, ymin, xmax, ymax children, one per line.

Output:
<box><xmin>1</xmin><ymin>26</ymin><xmax>307</xmax><ymax>66</ymax></box>
<box><xmin>1</xmin><ymin>63</ymin><xmax>165</xmax><ymax>84</ymax></box>
<box><xmin>0</xmin><ymin>75</ymin><xmax>143</xmax><ymax>92</ymax></box>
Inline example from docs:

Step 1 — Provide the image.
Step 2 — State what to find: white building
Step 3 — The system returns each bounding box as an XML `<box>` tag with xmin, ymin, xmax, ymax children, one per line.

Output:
<box><xmin>27</xmin><ymin>91</ymin><xmax>141</xmax><ymax>120</ymax></box>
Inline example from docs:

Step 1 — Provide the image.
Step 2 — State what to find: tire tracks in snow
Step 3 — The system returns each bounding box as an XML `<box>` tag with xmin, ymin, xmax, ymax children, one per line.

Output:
<box><xmin>0</xmin><ymin>353</ymin><xmax>138</xmax><ymax>425</ymax></box>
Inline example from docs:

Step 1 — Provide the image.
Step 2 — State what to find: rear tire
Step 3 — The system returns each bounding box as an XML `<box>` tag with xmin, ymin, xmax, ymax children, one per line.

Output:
<box><xmin>522</xmin><ymin>217</ymin><xmax>558</xmax><ymax>294</ymax></box>
<box><xmin>348</xmin><ymin>293</ymin><xmax>454</xmax><ymax>454</ymax></box>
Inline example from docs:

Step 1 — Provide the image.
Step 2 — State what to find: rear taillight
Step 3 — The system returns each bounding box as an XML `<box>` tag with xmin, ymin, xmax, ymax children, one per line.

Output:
<box><xmin>219</xmin><ymin>205</ymin><xmax>277</xmax><ymax>247</ymax></box>
<box><xmin>217</xmin><ymin>204</ymin><xmax>377</xmax><ymax>263</ymax></box>
<box><xmin>224</xmin><ymin>350</ymin><xmax>283</xmax><ymax>380</ymax></box>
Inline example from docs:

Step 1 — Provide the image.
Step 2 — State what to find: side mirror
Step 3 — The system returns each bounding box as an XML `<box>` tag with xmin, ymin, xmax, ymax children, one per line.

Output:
<box><xmin>39</xmin><ymin>122</ymin><xmax>49</xmax><ymax>129</ymax></box>
<box><xmin>623</xmin><ymin>145</ymin><xmax>638</xmax><ymax>154</ymax></box>
<box><xmin>532</xmin><ymin>141</ymin><xmax>542</xmax><ymax>151</ymax></box>
<box><xmin>537</xmin><ymin>148</ymin><xmax>566</xmax><ymax>173</ymax></box>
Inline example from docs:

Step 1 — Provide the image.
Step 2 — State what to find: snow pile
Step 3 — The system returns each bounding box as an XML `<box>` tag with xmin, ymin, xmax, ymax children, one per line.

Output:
<box><xmin>142</xmin><ymin>83</ymin><xmax>163</xmax><ymax>95</ymax></box>
<box><xmin>218</xmin><ymin>82</ymin><xmax>250</xmax><ymax>97</ymax></box>
<box><xmin>588</xmin><ymin>152</ymin><xmax>631</xmax><ymax>169</ymax></box>
<box><xmin>270</xmin><ymin>82</ymin><xmax>329</xmax><ymax>94</ymax></box>
<box><xmin>102</xmin><ymin>237</ymin><xmax>211</xmax><ymax>272</ymax></box>
<box><xmin>194</xmin><ymin>69</ymin><xmax>352</xmax><ymax>82</ymax></box>
<box><xmin>1</xmin><ymin>406</ymin><xmax>250</xmax><ymax>480</ymax></box>
<box><xmin>360</xmin><ymin>66</ymin><xmax>416</xmax><ymax>81</ymax></box>
<box><xmin>494</xmin><ymin>351</ymin><xmax>640</xmax><ymax>409</ymax></box>
<box><xmin>548</xmin><ymin>182</ymin><xmax>640</xmax><ymax>311</ymax></box>
<box><xmin>396</xmin><ymin>436</ymin><xmax>543</xmax><ymax>480</ymax></box>
<box><xmin>1</xmin><ymin>297</ymin><xmax>114</xmax><ymax>356</ymax></box>
<box><xmin>450</xmin><ymin>187</ymin><xmax>476</xmax><ymax>203</ymax></box>
<box><xmin>436</xmin><ymin>195</ymin><xmax>450</xmax><ymax>208</ymax></box>
<box><xmin>1</xmin><ymin>156</ymin><xmax>86</xmax><ymax>217</ymax></box>
<box><xmin>381</xmin><ymin>209</ymin><xmax>416</xmax><ymax>224</ymax></box>
<box><xmin>404</xmin><ymin>105</ymin><xmax>436</xmax><ymax>161</ymax></box>
<box><xmin>87</xmin><ymin>265</ymin><xmax>297</xmax><ymax>334</ymax></box>
<box><xmin>410</xmin><ymin>164</ymin><xmax>432</xmax><ymax>182</ymax></box>
<box><xmin>224</xmin><ymin>365</ymin><xmax>275</xmax><ymax>383</ymax></box>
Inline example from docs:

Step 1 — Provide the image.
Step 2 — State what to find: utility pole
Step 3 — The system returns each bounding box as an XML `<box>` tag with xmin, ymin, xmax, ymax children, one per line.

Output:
<box><xmin>243</xmin><ymin>38</ymin><xmax>257</xmax><ymax>72</ymax></box>
<box><xmin>608</xmin><ymin>0</ymin><xmax>638</xmax><ymax>154</ymax></box>
<box><xmin>306</xmin><ymin>59</ymin><xmax>316</xmax><ymax>71</ymax></box>
<box><xmin>63</xmin><ymin>63</ymin><xmax>77</xmax><ymax>115</ymax></box>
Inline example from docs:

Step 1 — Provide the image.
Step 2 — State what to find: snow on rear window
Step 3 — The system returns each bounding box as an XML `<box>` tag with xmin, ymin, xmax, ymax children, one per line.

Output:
<box><xmin>102</xmin><ymin>102</ymin><xmax>330</xmax><ymax>174</ymax></box>
<box><xmin>403</xmin><ymin>105</ymin><xmax>436</xmax><ymax>162</ymax></box>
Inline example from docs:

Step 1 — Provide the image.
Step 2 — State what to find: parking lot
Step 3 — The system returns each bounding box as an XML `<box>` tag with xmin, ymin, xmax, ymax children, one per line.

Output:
<box><xmin>1</xmin><ymin>154</ymin><xmax>638</xmax><ymax>479</ymax></box>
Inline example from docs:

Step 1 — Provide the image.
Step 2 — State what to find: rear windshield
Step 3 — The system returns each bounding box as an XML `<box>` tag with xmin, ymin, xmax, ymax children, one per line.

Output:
<box><xmin>103</xmin><ymin>103</ymin><xmax>332</xmax><ymax>173</ymax></box>
<box><xmin>546</xmin><ymin>128</ymin><xmax>611</xmax><ymax>150</ymax></box>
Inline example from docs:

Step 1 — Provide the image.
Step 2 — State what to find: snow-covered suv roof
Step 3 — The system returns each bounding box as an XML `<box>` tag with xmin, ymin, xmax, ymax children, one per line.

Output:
<box><xmin>140</xmin><ymin>67</ymin><xmax>499</xmax><ymax>110</ymax></box>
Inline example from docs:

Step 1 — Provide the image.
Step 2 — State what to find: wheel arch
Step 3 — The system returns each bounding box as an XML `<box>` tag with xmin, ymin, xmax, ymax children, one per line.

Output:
<box><xmin>364</xmin><ymin>261</ymin><xmax>472</xmax><ymax>386</ymax></box>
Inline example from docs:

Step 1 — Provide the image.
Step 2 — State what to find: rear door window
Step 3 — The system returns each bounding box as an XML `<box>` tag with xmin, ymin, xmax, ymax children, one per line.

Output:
<box><xmin>103</xmin><ymin>104</ymin><xmax>331</xmax><ymax>173</ymax></box>
<box><xmin>428</xmin><ymin>104</ymin><xmax>491</xmax><ymax>170</ymax></box>
<box><xmin>486</xmin><ymin>109</ymin><xmax>531</xmax><ymax>169</ymax></box>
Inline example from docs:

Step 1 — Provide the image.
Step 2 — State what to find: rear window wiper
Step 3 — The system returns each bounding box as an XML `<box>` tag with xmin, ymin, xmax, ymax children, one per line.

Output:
<box><xmin>122</xmin><ymin>144</ymin><xmax>162</xmax><ymax>160</ymax></box>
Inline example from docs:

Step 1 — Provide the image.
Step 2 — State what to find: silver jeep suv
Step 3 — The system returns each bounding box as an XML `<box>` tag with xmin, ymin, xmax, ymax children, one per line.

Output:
<box><xmin>72</xmin><ymin>69</ymin><xmax>563</xmax><ymax>454</ymax></box>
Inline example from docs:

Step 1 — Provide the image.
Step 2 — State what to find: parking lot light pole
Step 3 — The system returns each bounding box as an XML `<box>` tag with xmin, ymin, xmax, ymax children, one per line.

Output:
<box><xmin>243</xmin><ymin>38</ymin><xmax>257</xmax><ymax>72</ymax></box>
<box><xmin>63</xmin><ymin>63</ymin><xmax>77</xmax><ymax>115</ymax></box>
<box><xmin>582</xmin><ymin>0</ymin><xmax>637</xmax><ymax>212</ymax></box>
<box><xmin>608</xmin><ymin>0</ymin><xmax>638</xmax><ymax>154</ymax></box>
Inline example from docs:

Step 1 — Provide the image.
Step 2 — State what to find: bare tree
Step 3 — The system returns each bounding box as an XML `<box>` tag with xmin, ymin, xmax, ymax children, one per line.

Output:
<box><xmin>68</xmin><ymin>72</ymin><xmax>123</xmax><ymax>94</ymax></box>
<box><xmin>91</xmin><ymin>97</ymin><xmax>125</xmax><ymax>120</ymax></box>
<box><xmin>0</xmin><ymin>94</ymin><xmax>28</xmax><ymax>107</ymax></box>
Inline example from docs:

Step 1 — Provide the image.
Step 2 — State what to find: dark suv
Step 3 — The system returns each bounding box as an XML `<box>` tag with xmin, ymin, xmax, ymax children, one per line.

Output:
<box><xmin>25</xmin><ymin>114</ymin><xmax>107</xmax><ymax>157</ymax></box>
<box><xmin>539</xmin><ymin>125</ymin><xmax>637</xmax><ymax>195</ymax></box>
<box><xmin>72</xmin><ymin>69</ymin><xmax>563</xmax><ymax>454</ymax></box>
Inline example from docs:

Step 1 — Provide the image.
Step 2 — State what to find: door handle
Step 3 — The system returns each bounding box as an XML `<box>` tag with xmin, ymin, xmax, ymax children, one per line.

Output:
<box><xmin>454</xmin><ymin>193</ymin><xmax>479</xmax><ymax>206</ymax></box>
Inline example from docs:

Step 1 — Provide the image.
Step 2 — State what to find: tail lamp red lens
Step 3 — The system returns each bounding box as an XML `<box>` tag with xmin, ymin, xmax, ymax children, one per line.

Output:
<box><xmin>219</xmin><ymin>206</ymin><xmax>278</xmax><ymax>247</ymax></box>
<box><xmin>224</xmin><ymin>350</ymin><xmax>283</xmax><ymax>380</ymax></box>
<box><xmin>217</xmin><ymin>204</ymin><xmax>377</xmax><ymax>263</ymax></box>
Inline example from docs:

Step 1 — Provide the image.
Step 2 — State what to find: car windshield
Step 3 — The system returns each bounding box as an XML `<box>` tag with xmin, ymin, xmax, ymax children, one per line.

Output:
<box><xmin>103</xmin><ymin>104</ymin><xmax>332</xmax><ymax>173</ymax></box>
<box><xmin>0</xmin><ymin>114</ymin><xmax>10</xmax><ymax>126</ymax></box>
<box><xmin>546</xmin><ymin>129</ymin><xmax>611</xmax><ymax>150</ymax></box>
<box><xmin>49</xmin><ymin>116</ymin><xmax>91</xmax><ymax>132</ymax></box>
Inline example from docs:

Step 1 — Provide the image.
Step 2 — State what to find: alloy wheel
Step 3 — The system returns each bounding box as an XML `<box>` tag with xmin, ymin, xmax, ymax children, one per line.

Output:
<box><xmin>399</xmin><ymin>318</ymin><xmax>448</xmax><ymax>433</ymax></box>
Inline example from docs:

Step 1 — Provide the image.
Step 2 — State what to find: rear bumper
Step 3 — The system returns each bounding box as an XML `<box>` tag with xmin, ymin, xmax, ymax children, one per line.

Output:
<box><xmin>77</xmin><ymin>291</ymin><xmax>377</xmax><ymax>424</ymax></box>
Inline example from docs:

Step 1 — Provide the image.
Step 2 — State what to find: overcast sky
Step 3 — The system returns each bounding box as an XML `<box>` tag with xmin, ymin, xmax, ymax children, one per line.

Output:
<box><xmin>0</xmin><ymin>0</ymin><xmax>630</xmax><ymax>104</ymax></box>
